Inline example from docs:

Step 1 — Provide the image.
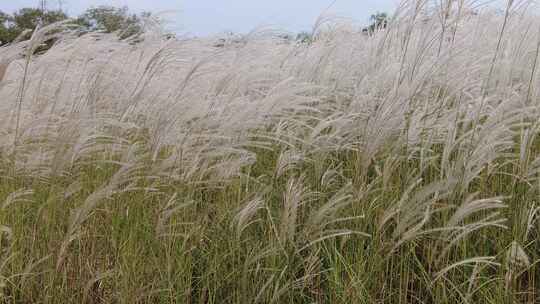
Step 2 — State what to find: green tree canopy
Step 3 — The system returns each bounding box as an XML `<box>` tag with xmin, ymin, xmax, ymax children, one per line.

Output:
<box><xmin>75</xmin><ymin>6</ymin><xmax>148</xmax><ymax>39</ymax></box>
<box><xmin>296</xmin><ymin>31</ymin><xmax>313</xmax><ymax>44</ymax></box>
<box><xmin>12</xmin><ymin>8</ymin><xmax>67</xmax><ymax>30</ymax></box>
<box><xmin>0</xmin><ymin>5</ymin><xmax>148</xmax><ymax>46</ymax></box>
<box><xmin>0</xmin><ymin>11</ymin><xmax>15</xmax><ymax>44</ymax></box>
<box><xmin>364</xmin><ymin>12</ymin><xmax>389</xmax><ymax>34</ymax></box>
<box><xmin>0</xmin><ymin>8</ymin><xmax>67</xmax><ymax>45</ymax></box>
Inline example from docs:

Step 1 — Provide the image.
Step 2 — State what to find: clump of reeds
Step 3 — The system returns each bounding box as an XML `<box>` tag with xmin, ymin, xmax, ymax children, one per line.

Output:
<box><xmin>0</xmin><ymin>0</ymin><xmax>539</xmax><ymax>302</ymax></box>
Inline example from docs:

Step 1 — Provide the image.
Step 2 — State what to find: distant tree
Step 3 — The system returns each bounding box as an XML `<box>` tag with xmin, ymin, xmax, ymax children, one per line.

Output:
<box><xmin>0</xmin><ymin>5</ymin><xmax>156</xmax><ymax>47</ymax></box>
<box><xmin>363</xmin><ymin>12</ymin><xmax>388</xmax><ymax>34</ymax></box>
<box><xmin>75</xmin><ymin>6</ymin><xmax>148</xmax><ymax>39</ymax></box>
<box><xmin>12</xmin><ymin>8</ymin><xmax>67</xmax><ymax>30</ymax></box>
<box><xmin>296</xmin><ymin>31</ymin><xmax>313</xmax><ymax>44</ymax></box>
<box><xmin>0</xmin><ymin>8</ymin><xmax>67</xmax><ymax>45</ymax></box>
<box><xmin>0</xmin><ymin>11</ymin><xmax>15</xmax><ymax>45</ymax></box>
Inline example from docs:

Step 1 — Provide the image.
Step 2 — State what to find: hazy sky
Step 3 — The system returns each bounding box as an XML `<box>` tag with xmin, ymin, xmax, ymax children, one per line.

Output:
<box><xmin>1</xmin><ymin>0</ymin><xmax>399</xmax><ymax>36</ymax></box>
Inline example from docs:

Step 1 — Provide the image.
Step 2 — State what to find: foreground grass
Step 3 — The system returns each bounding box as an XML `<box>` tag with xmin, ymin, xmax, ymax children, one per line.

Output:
<box><xmin>0</xmin><ymin>141</ymin><xmax>539</xmax><ymax>303</ymax></box>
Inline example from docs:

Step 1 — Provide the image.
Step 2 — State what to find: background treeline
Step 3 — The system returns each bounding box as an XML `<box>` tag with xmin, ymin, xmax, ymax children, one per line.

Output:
<box><xmin>1</xmin><ymin>5</ymin><xmax>389</xmax><ymax>46</ymax></box>
<box><xmin>0</xmin><ymin>5</ymin><xmax>148</xmax><ymax>45</ymax></box>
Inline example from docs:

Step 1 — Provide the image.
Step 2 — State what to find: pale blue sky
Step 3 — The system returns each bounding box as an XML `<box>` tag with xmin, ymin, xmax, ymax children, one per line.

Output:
<box><xmin>1</xmin><ymin>0</ymin><xmax>399</xmax><ymax>36</ymax></box>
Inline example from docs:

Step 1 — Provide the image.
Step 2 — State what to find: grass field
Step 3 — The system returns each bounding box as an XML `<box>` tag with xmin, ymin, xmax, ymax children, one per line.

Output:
<box><xmin>1</xmin><ymin>0</ymin><xmax>540</xmax><ymax>303</ymax></box>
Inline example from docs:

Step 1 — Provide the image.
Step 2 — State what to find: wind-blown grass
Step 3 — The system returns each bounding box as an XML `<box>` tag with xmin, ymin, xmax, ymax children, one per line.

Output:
<box><xmin>0</xmin><ymin>0</ymin><xmax>539</xmax><ymax>303</ymax></box>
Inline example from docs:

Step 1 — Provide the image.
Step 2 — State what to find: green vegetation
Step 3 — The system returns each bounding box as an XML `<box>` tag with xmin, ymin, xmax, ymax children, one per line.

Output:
<box><xmin>0</xmin><ymin>0</ymin><xmax>539</xmax><ymax>303</ymax></box>
<box><xmin>75</xmin><ymin>6</ymin><xmax>150</xmax><ymax>39</ymax></box>
<box><xmin>365</xmin><ymin>12</ymin><xmax>388</xmax><ymax>33</ymax></box>
<box><xmin>0</xmin><ymin>5</ymin><xmax>147</xmax><ymax>46</ymax></box>
<box><xmin>0</xmin><ymin>8</ymin><xmax>67</xmax><ymax>44</ymax></box>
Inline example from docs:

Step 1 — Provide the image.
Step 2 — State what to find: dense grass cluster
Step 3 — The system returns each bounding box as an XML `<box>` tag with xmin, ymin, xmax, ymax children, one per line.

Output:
<box><xmin>0</xmin><ymin>0</ymin><xmax>540</xmax><ymax>303</ymax></box>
